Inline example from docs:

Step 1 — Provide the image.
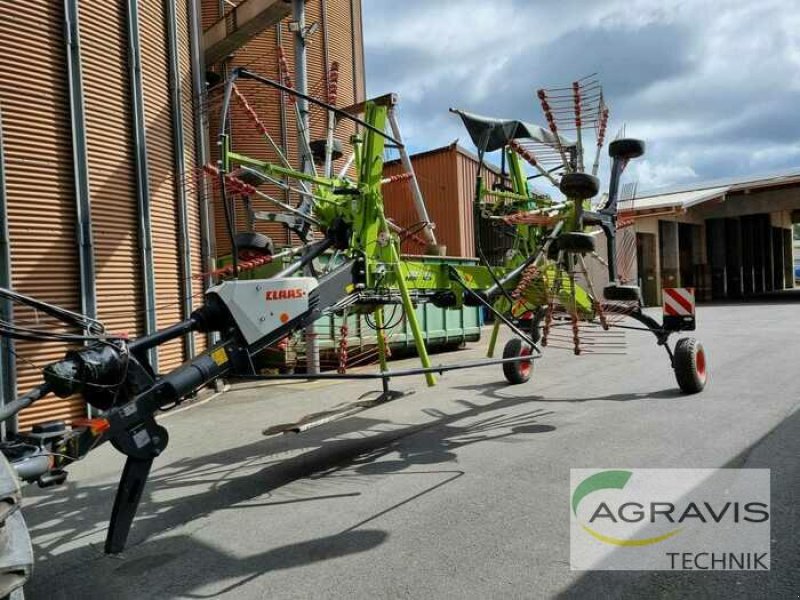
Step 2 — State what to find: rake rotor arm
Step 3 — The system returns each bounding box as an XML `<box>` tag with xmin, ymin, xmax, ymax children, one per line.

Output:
<box><xmin>234</xmin><ymin>69</ymin><xmax>403</xmax><ymax>147</ymax></box>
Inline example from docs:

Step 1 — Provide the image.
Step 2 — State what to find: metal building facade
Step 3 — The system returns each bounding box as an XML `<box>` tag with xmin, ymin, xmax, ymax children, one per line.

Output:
<box><xmin>0</xmin><ymin>1</ymin><xmax>207</xmax><ymax>429</ymax></box>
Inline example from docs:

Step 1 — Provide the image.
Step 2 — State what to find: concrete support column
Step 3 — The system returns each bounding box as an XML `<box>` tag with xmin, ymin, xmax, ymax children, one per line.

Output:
<box><xmin>750</xmin><ymin>216</ymin><xmax>765</xmax><ymax>293</ymax></box>
<box><xmin>705</xmin><ymin>219</ymin><xmax>727</xmax><ymax>299</ymax></box>
<box><xmin>771</xmin><ymin>226</ymin><xmax>784</xmax><ymax>290</ymax></box>
<box><xmin>740</xmin><ymin>217</ymin><xmax>755</xmax><ymax>296</ymax></box>
<box><xmin>725</xmin><ymin>219</ymin><xmax>743</xmax><ymax>298</ymax></box>
<box><xmin>762</xmin><ymin>215</ymin><xmax>774</xmax><ymax>292</ymax></box>
<box><xmin>783</xmin><ymin>228</ymin><xmax>794</xmax><ymax>289</ymax></box>
<box><xmin>659</xmin><ymin>220</ymin><xmax>680</xmax><ymax>291</ymax></box>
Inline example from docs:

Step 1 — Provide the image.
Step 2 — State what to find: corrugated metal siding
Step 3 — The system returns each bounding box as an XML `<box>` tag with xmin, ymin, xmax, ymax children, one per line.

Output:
<box><xmin>0</xmin><ymin>1</ymin><xmax>87</xmax><ymax>428</ymax></box>
<box><xmin>383</xmin><ymin>146</ymin><xmax>462</xmax><ymax>255</ymax></box>
<box><xmin>228</xmin><ymin>25</ymin><xmax>288</xmax><ymax>251</ymax></box>
<box><xmin>326</xmin><ymin>0</ymin><xmax>358</xmax><ymax>174</ymax></box>
<box><xmin>201</xmin><ymin>0</ymin><xmax>220</xmax><ymax>31</ymax></box>
<box><xmin>207</xmin><ymin>0</ymin><xmax>364</xmax><ymax>256</ymax></box>
<box><xmin>80</xmin><ymin>1</ymin><xmax>144</xmax><ymax>342</ymax></box>
<box><xmin>140</xmin><ymin>0</ymin><xmax>183</xmax><ymax>370</ymax></box>
<box><xmin>383</xmin><ymin>145</ymin><xmax>508</xmax><ymax>259</ymax></box>
<box><xmin>457</xmin><ymin>150</ymin><xmax>509</xmax><ymax>260</ymax></box>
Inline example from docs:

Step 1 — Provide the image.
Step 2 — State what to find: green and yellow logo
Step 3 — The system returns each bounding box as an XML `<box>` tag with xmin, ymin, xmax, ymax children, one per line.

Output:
<box><xmin>572</xmin><ymin>470</ymin><xmax>681</xmax><ymax>547</ymax></box>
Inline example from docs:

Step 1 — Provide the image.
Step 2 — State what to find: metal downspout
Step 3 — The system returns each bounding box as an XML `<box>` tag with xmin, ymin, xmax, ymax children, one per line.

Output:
<box><xmin>275</xmin><ymin>24</ymin><xmax>291</xmax><ymax>210</ymax></box>
<box><xmin>0</xmin><ymin>109</ymin><xmax>17</xmax><ymax>437</ymax></box>
<box><xmin>64</xmin><ymin>0</ymin><xmax>97</xmax><ymax>332</ymax></box>
<box><xmin>166</xmin><ymin>0</ymin><xmax>195</xmax><ymax>359</ymax></box>
<box><xmin>188</xmin><ymin>0</ymin><xmax>217</xmax><ymax>350</ymax></box>
<box><xmin>292</xmin><ymin>0</ymin><xmax>320</xmax><ymax>375</ymax></box>
<box><xmin>126</xmin><ymin>0</ymin><xmax>159</xmax><ymax>370</ymax></box>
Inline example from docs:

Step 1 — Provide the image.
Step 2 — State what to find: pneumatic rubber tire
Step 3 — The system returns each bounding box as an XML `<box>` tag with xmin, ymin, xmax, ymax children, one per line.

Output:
<box><xmin>603</xmin><ymin>284</ymin><xmax>641</xmax><ymax>302</ymax></box>
<box><xmin>556</xmin><ymin>232</ymin><xmax>596</xmax><ymax>254</ymax></box>
<box><xmin>309</xmin><ymin>138</ymin><xmax>344</xmax><ymax>164</ymax></box>
<box><xmin>234</xmin><ymin>232</ymin><xmax>274</xmax><ymax>256</ymax></box>
<box><xmin>502</xmin><ymin>338</ymin><xmax>533</xmax><ymax>385</ymax></box>
<box><xmin>559</xmin><ymin>172</ymin><xmax>600</xmax><ymax>200</ymax></box>
<box><xmin>609</xmin><ymin>138</ymin><xmax>645</xmax><ymax>160</ymax></box>
<box><xmin>673</xmin><ymin>337</ymin><xmax>707</xmax><ymax>394</ymax></box>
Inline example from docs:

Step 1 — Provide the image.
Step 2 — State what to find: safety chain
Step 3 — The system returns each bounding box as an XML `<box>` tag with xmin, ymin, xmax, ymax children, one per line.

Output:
<box><xmin>337</xmin><ymin>316</ymin><xmax>349</xmax><ymax>374</ymax></box>
<box><xmin>232</xmin><ymin>85</ymin><xmax>270</xmax><ymax>138</ymax></box>
<box><xmin>511</xmin><ymin>263</ymin><xmax>539</xmax><ymax>300</ymax></box>
<box><xmin>327</xmin><ymin>61</ymin><xmax>339</xmax><ymax>105</ymax></box>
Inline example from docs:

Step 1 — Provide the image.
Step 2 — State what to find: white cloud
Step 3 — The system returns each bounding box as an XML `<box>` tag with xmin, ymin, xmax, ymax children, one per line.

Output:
<box><xmin>629</xmin><ymin>159</ymin><xmax>699</xmax><ymax>190</ymax></box>
<box><xmin>364</xmin><ymin>0</ymin><xmax>800</xmax><ymax>189</ymax></box>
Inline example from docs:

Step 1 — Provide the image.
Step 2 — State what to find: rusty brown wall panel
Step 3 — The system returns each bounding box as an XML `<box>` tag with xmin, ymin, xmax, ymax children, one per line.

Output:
<box><xmin>457</xmin><ymin>151</ymin><xmax>507</xmax><ymax>259</ymax></box>
<box><xmin>325</xmin><ymin>0</ymin><xmax>356</xmax><ymax>173</ymax></box>
<box><xmin>80</xmin><ymin>2</ymin><xmax>145</xmax><ymax>341</ymax></box>
<box><xmin>140</xmin><ymin>0</ymin><xmax>184</xmax><ymax>370</ymax></box>
<box><xmin>201</xmin><ymin>0</ymin><xmax>220</xmax><ymax>31</ymax></box>
<box><xmin>383</xmin><ymin>146</ymin><xmax>462</xmax><ymax>255</ymax></box>
<box><xmin>455</xmin><ymin>153</ymin><xmax>476</xmax><ymax>257</ymax></box>
<box><xmin>383</xmin><ymin>146</ymin><xmax>507</xmax><ymax>258</ymax></box>
<box><xmin>0</xmin><ymin>1</ymin><xmax>87</xmax><ymax>427</ymax></box>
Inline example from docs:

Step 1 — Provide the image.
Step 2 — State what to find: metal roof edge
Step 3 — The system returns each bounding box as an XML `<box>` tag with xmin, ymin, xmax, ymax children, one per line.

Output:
<box><xmin>384</xmin><ymin>142</ymin><xmax>503</xmax><ymax>175</ymax></box>
<box><xmin>637</xmin><ymin>168</ymin><xmax>800</xmax><ymax>199</ymax></box>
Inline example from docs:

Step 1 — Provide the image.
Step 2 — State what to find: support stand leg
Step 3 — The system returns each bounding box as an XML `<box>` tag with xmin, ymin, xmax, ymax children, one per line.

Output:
<box><xmin>105</xmin><ymin>456</ymin><xmax>154</xmax><ymax>554</ymax></box>
<box><xmin>389</xmin><ymin>242</ymin><xmax>436</xmax><ymax>386</ymax></box>
<box><xmin>487</xmin><ymin>320</ymin><xmax>501</xmax><ymax>358</ymax></box>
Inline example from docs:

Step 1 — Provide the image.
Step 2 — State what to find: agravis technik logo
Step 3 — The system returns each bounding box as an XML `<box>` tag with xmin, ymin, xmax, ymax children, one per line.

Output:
<box><xmin>572</xmin><ymin>470</ymin><xmax>682</xmax><ymax>546</ymax></box>
<box><xmin>570</xmin><ymin>469</ymin><xmax>770</xmax><ymax>571</ymax></box>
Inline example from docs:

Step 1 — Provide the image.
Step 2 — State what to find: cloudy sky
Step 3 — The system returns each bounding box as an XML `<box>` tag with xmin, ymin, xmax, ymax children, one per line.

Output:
<box><xmin>362</xmin><ymin>0</ymin><xmax>800</xmax><ymax>195</ymax></box>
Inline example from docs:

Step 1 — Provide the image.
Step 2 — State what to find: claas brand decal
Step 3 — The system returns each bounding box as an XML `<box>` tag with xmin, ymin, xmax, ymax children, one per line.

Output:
<box><xmin>265</xmin><ymin>288</ymin><xmax>306</xmax><ymax>301</ymax></box>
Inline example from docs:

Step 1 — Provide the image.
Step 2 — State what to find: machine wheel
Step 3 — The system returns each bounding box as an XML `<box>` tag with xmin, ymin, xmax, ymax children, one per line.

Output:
<box><xmin>673</xmin><ymin>337</ymin><xmax>707</xmax><ymax>394</ymax></box>
<box><xmin>309</xmin><ymin>138</ymin><xmax>344</xmax><ymax>164</ymax></box>
<box><xmin>546</xmin><ymin>241</ymin><xmax>560</xmax><ymax>261</ymax></box>
<box><xmin>234</xmin><ymin>232</ymin><xmax>274</xmax><ymax>257</ymax></box>
<box><xmin>608</xmin><ymin>138</ymin><xmax>645</xmax><ymax>160</ymax></box>
<box><xmin>556</xmin><ymin>232</ymin><xmax>596</xmax><ymax>254</ymax></box>
<box><xmin>603</xmin><ymin>284</ymin><xmax>641</xmax><ymax>302</ymax></box>
<box><xmin>559</xmin><ymin>172</ymin><xmax>600</xmax><ymax>200</ymax></box>
<box><xmin>502</xmin><ymin>338</ymin><xmax>533</xmax><ymax>385</ymax></box>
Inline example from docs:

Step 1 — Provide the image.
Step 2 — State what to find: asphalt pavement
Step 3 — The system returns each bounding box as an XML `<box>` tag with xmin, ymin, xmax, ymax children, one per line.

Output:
<box><xmin>21</xmin><ymin>299</ymin><xmax>800</xmax><ymax>599</ymax></box>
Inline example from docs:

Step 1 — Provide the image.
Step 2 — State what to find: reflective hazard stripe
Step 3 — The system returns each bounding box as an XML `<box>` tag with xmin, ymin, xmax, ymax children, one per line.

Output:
<box><xmin>663</xmin><ymin>288</ymin><xmax>695</xmax><ymax>316</ymax></box>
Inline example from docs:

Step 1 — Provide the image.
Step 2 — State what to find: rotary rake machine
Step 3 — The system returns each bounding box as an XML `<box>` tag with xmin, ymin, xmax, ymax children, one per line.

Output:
<box><xmin>0</xmin><ymin>69</ymin><xmax>707</xmax><ymax>570</ymax></box>
<box><xmin>452</xmin><ymin>75</ymin><xmax>708</xmax><ymax>389</ymax></box>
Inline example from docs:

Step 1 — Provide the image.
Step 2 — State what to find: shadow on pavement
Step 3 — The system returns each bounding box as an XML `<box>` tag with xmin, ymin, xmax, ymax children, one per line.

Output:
<box><xmin>453</xmin><ymin>381</ymin><xmax>685</xmax><ymax>404</ymax></box>
<box><xmin>35</xmin><ymin>529</ymin><xmax>388</xmax><ymax>600</ymax></box>
<box><xmin>25</xmin><ymin>393</ymin><xmax>557</xmax><ymax>599</ymax></box>
<box><xmin>557</xmin><ymin>406</ymin><xmax>800</xmax><ymax>600</ymax></box>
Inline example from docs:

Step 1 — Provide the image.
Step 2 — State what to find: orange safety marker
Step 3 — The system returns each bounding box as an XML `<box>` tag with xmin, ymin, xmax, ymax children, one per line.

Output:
<box><xmin>662</xmin><ymin>287</ymin><xmax>696</xmax><ymax>331</ymax></box>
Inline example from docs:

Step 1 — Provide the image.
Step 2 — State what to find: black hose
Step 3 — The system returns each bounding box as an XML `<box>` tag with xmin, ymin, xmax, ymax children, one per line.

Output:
<box><xmin>0</xmin><ymin>382</ymin><xmax>53</xmax><ymax>423</ymax></box>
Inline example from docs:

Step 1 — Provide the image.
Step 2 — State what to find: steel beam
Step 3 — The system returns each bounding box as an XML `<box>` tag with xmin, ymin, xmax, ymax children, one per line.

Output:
<box><xmin>126</xmin><ymin>0</ymin><xmax>159</xmax><ymax>370</ymax></box>
<box><xmin>188</xmin><ymin>0</ymin><xmax>214</xmax><ymax>280</ymax></box>
<box><xmin>203</xmin><ymin>0</ymin><xmax>292</xmax><ymax>66</ymax></box>
<box><xmin>166</xmin><ymin>0</ymin><xmax>195</xmax><ymax>359</ymax></box>
<box><xmin>189</xmin><ymin>0</ymin><xmax>219</xmax><ymax>350</ymax></box>
<box><xmin>64</xmin><ymin>0</ymin><xmax>98</xmax><ymax>325</ymax></box>
<box><xmin>0</xmin><ymin>109</ymin><xmax>17</xmax><ymax>436</ymax></box>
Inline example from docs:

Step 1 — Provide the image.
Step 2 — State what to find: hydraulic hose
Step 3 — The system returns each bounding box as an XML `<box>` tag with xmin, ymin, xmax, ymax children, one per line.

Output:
<box><xmin>0</xmin><ymin>382</ymin><xmax>53</xmax><ymax>423</ymax></box>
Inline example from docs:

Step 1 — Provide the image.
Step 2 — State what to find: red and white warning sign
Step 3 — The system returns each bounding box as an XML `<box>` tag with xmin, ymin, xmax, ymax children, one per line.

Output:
<box><xmin>662</xmin><ymin>287</ymin><xmax>695</xmax><ymax>316</ymax></box>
